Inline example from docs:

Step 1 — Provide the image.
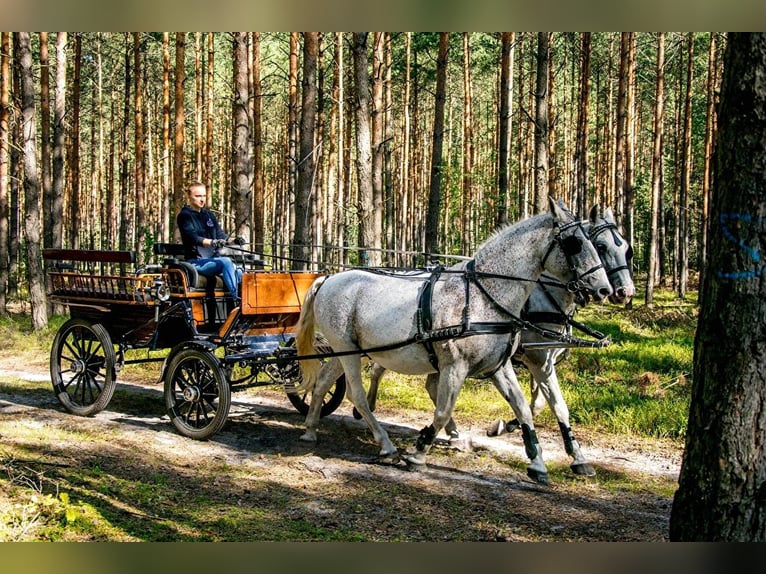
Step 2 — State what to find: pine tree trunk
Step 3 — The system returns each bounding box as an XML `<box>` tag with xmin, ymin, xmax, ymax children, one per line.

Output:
<box><xmin>424</xmin><ymin>33</ymin><xmax>449</xmax><ymax>256</ymax></box>
<box><xmin>497</xmin><ymin>32</ymin><xmax>514</xmax><ymax>227</ymax></box>
<box><xmin>17</xmin><ymin>32</ymin><xmax>48</xmax><ymax>329</ymax></box>
<box><xmin>699</xmin><ymin>33</ymin><xmax>719</xmax><ymax>290</ymax></box>
<box><xmin>0</xmin><ymin>32</ymin><xmax>10</xmax><ymax>312</ymax></box>
<box><xmin>461</xmin><ymin>33</ymin><xmax>474</xmax><ymax>252</ymax></box>
<box><xmin>39</xmin><ymin>33</ymin><xmax>52</xmax><ymax>251</ymax></box>
<box><xmin>678</xmin><ymin>32</ymin><xmax>694</xmax><ymax>299</ymax></box>
<box><xmin>134</xmin><ymin>32</ymin><xmax>147</xmax><ymax>260</ymax></box>
<box><xmin>669</xmin><ymin>32</ymin><xmax>766</xmax><ymax>541</ymax></box>
<box><xmin>575</xmin><ymin>32</ymin><xmax>591</xmax><ymax>217</ymax></box>
<box><xmin>70</xmin><ymin>34</ymin><xmax>82</xmax><ymax>249</ymax></box>
<box><xmin>645</xmin><ymin>33</ymin><xmax>666</xmax><ymax>308</ymax></box>
<box><xmin>371</xmin><ymin>32</ymin><xmax>384</xmax><ymax>263</ymax></box>
<box><xmin>119</xmin><ymin>33</ymin><xmax>131</xmax><ymax>251</ymax></box>
<box><xmin>533</xmin><ymin>32</ymin><xmax>550</xmax><ymax>214</ymax></box>
<box><xmin>160</xmin><ymin>33</ymin><xmax>171</xmax><ymax>243</ymax></box>
<box><xmin>172</xmin><ymin>32</ymin><xmax>186</xmax><ymax>240</ymax></box>
<box><xmin>292</xmin><ymin>32</ymin><xmax>317</xmax><ymax>269</ymax></box>
<box><xmin>352</xmin><ymin>32</ymin><xmax>375</xmax><ymax>266</ymax></box>
<box><xmin>252</xmin><ymin>32</ymin><xmax>264</xmax><ymax>253</ymax></box>
<box><xmin>231</xmin><ymin>32</ymin><xmax>252</xmax><ymax>247</ymax></box>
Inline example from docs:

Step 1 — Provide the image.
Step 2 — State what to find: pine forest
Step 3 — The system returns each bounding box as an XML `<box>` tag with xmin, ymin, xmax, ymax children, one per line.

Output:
<box><xmin>0</xmin><ymin>32</ymin><xmax>722</xmax><ymax>327</ymax></box>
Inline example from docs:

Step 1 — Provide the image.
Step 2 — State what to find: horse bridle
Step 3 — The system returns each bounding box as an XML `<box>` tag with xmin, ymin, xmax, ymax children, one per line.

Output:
<box><xmin>541</xmin><ymin>218</ymin><xmax>605</xmax><ymax>296</ymax></box>
<box><xmin>588</xmin><ymin>221</ymin><xmax>633</xmax><ymax>279</ymax></box>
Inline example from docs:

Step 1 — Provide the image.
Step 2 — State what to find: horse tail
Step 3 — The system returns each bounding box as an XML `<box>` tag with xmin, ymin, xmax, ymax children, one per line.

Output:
<box><xmin>294</xmin><ymin>275</ymin><xmax>326</xmax><ymax>392</ymax></box>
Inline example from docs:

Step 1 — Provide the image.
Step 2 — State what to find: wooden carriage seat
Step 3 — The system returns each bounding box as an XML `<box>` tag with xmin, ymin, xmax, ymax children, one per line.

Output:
<box><xmin>153</xmin><ymin>243</ymin><xmax>265</xmax><ymax>295</ymax></box>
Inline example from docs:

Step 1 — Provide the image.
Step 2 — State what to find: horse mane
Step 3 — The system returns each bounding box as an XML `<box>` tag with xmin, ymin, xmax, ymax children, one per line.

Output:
<box><xmin>476</xmin><ymin>211</ymin><xmax>553</xmax><ymax>254</ymax></box>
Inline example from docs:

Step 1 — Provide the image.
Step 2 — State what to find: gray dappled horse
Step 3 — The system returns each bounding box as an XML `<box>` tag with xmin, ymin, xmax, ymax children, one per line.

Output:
<box><xmin>294</xmin><ymin>198</ymin><xmax>613</xmax><ymax>485</ymax></box>
<box><xmin>362</xmin><ymin>206</ymin><xmax>635</xmax><ymax>477</ymax></box>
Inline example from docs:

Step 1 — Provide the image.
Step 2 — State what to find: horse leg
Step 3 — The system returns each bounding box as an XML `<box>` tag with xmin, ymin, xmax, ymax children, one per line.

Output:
<box><xmin>424</xmin><ymin>373</ymin><xmax>459</xmax><ymax>439</ymax></box>
<box><xmin>490</xmin><ymin>365</ymin><xmax>549</xmax><ymax>485</ymax></box>
<box><xmin>299</xmin><ymin>358</ymin><xmax>345</xmax><ymax>443</ymax></box>
<box><xmin>352</xmin><ymin>362</ymin><xmax>386</xmax><ymax>420</ymax></box>
<box><xmin>403</xmin><ymin>364</ymin><xmax>467</xmax><ymax>467</ymax></box>
<box><xmin>339</xmin><ymin>356</ymin><xmax>399</xmax><ymax>462</ymax></box>
<box><xmin>525</xmin><ymin>357</ymin><xmax>595</xmax><ymax>477</ymax></box>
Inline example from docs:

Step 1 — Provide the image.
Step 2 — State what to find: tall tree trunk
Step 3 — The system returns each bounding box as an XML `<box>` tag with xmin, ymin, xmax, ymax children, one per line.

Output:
<box><xmin>624</xmin><ymin>32</ymin><xmax>636</xmax><ymax>251</ymax></box>
<box><xmin>251</xmin><ymin>32</ymin><xmax>265</xmax><ymax>252</ymax></box>
<box><xmin>173</xmin><ymin>32</ymin><xmax>186</xmax><ymax>240</ymax></box>
<box><xmin>70</xmin><ymin>34</ymin><xmax>82</xmax><ymax>249</ymax></box>
<box><xmin>231</xmin><ymin>32</ymin><xmax>252</xmax><ymax>246</ymax></box>
<box><xmin>399</xmin><ymin>32</ymin><xmax>411</xmax><ymax>265</ymax></box>
<box><xmin>0</xmin><ymin>32</ymin><xmax>10</xmax><ymax>312</ymax></box>
<box><xmin>204</xmin><ymin>33</ymin><xmax>214</xmax><ymax>204</ymax></box>
<box><xmin>575</xmin><ymin>32</ymin><xmax>591</xmax><ymax>218</ymax></box>
<box><xmin>17</xmin><ymin>32</ymin><xmax>47</xmax><ymax>329</ymax></box>
<box><xmin>194</xmin><ymin>33</ymin><xmax>203</xmax><ymax>182</ymax></box>
<box><xmin>678</xmin><ymin>32</ymin><xmax>694</xmax><ymax>299</ymax></box>
<box><xmin>39</xmin><ymin>33</ymin><xmax>52</xmax><ymax>251</ymax></box>
<box><xmin>614</xmin><ymin>32</ymin><xmax>629</xmax><ymax>226</ymax></box>
<box><xmin>134</xmin><ymin>32</ymin><xmax>147</xmax><ymax>260</ymax></box>
<box><xmin>159</xmin><ymin>32</ymin><xmax>171</xmax><ymax>243</ymax></box>
<box><xmin>497</xmin><ymin>32</ymin><xmax>514</xmax><ymax>227</ymax></box>
<box><xmin>424</xmin><ymin>32</ymin><xmax>449</xmax><ymax>256</ymax></box>
<box><xmin>293</xmin><ymin>32</ymin><xmax>318</xmax><ymax>269</ymax></box>
<box><xmin>461</xmin><ymin>33</ymin><xmax>474</xmax><ymax>252</ymax></box>
<box><xmin>287</xmin><ymin>32</ymin><xmax>299</xmax><ymax>248</ymax></box>
<box><xmin>119</xmin><ymin>33</ymin><xmax>131</xmax><ymax>251</ymax></box>
<box><xmin>699</xmin><ymin>33</ymin><xmax>719</xmax><ymax>290</ymax></box>
<box><xmin>371</xmin><ymin>32</ymin><xmax>385</xmax><ymax>263</ymax></box>
<box><xmin>645</xmin><ymin>33</ymin><xmax>666</xmax><ymax>308</ymax></box>
<box><xmin>669</xmin><ymin>32</ymin><xmax>766</xmax><ymax>542</ymax></box>
<box><xmin>51</xmin><ymin>33</ymin><xmax>66</xmax><ymax>251</ymax></box>
<box><xmin>352</xmin><ymin>32</ymin><xmax>375</xmax><ymax>266</ymax></box>
<box><xmin>533</xmin><ymin>32</ymin><xmax>550</xmax><ymax>214</ymax></box>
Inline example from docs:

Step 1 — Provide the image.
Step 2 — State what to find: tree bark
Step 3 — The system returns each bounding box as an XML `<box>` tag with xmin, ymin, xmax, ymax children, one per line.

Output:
<box><xmin>0</xmin><ymin>32</ymin><xmax>10</xmax><ymax>312</ymax></box>
<box><xmin>231</xmin><ymin>32</ymin><xmax>252</xmax><ymax>245</ymax></box>
<box><xmin>172</xmin><ymin>32</ymin><xmax>186</xmax><ymax>240</ymax></box>
<box><xmin>677</xmin><ymin>32</ymin><xmax>694</xmax><ymax>299</ymax></box>
<box><xmin>533</xmin><ymin>32</ymin><xmax>549</xmax><ymax>214</ymax></box>
<box><xmin>352</xmin><ymin>32</ymin><xmax>375</xmax><ymax>266</ymax></box>
<box><xmin>134</xmin><ymin>32</ymin><xmax>147</xmax><ymax>260</ymax></box>
<box><xmin>292</xmin><ymin>32</ymin><xmax>318</xmax><ymax>269</ymax></box>
<box><xmin>669</xmin><ymin>32</ymin><xmax>766</xmax><ymax>542</ymax></box>
<box><xmin>251</xmin><ymin>32</ymin><xmax>265</xmax><ymax>253</ymax></box>
<box><xmin>574</xmin><ymin>32</ymin><xmax>591</xmax><ymax>218</ymax></box>
<box><xmin>17</xmin><ymin>32</ymin><xmax>48</xmax><ymax>329</ymax></box>
<box><xmin>497</xmin><ymin>32</ymin><xmax>514</xmax><ymax>227</ymax></box>
<box><xmin>645</xmin><ymin>33</ymin><xmax>666</xmax><ymax>308</ymax></box>
<box><xmin>70</xmin><ymin>34</ymin><xmax>82</xmax><ymax>249</ymax></box>
<box><xmin>424</xmin><ymin>33</ymin><xmax>449</xmax><ymax>256</ymax></box>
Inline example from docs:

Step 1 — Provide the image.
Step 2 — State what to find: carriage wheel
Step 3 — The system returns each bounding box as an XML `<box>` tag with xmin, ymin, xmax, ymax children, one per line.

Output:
<box><xmin>164</xmin><ymin>348</ymin><xmax>231</xmax><ymax>440</ymax></box>
<box><xmin>49</xmin><ymin>318</ymin><xmax>117</xmax><ymax>416</ymax></box>
<box><xmin>286</xmin><ymin>372</ymin><xmax>346</xmax><ymax>418</ymax></box>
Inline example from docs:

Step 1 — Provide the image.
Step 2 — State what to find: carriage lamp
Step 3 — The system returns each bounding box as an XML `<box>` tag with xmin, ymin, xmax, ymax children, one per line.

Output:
<box><xmin>150</xmin><ymin>277</ymin><xmax>171</xmax><ymax>302</ymax></box>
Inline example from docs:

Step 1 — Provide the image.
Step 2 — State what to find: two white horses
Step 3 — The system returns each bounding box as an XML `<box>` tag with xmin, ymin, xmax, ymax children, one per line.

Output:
<box><xmin>294</xmin><ymin>199</ymin><xmax>612</xmax><ymax>485</ymax></box>
<box><xmin>361</xmin><ymin>206</ymin><xmax>635</xmax><ymax>477</ymax></box>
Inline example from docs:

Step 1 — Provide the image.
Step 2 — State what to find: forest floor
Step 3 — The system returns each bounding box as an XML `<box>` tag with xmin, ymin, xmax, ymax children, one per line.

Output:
<box><xmin>0</xmin><ymin>352</ymin><xmax>683</xmax><ymax>542</ymax></box>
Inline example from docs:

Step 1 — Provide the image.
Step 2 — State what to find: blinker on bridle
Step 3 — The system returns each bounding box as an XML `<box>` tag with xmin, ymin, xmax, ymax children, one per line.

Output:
<box><xmin>542</xmin><ymin>218</ymin><xmax>604</xmax><ymax>294</ymax></box>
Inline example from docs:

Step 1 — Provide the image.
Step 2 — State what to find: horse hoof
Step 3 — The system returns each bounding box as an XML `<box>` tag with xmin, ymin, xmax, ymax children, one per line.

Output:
<box><xmin>526</xmin><ymin>467</ymin><xmax>550</xmax><ymax>485</ymax></box>
<box><xmin>403</xmin><ymin>452</ymin><xmax>427</xmax><ymax>469</ymax></box>
<box><xmin>448</xmin><ymin>429</ymin><xmax>459</xmax><ymax>440</ymax></box>
<box><xmin>379</xmin><ymin>451</ymin><xmax>400</xmax><ymax>465</ymax></box>
<box><xmin>299</xmin><ymin>431</ymin><xmax>317</xmax><ymax>443</ymax></box>
<box><xmin>352</xmin><ymin>407</ymin><xmax>362</xmax><ymax>420</ymax></box>
<box><xmin>486</xmin><ymin>419</ymin><xmax>507</xmax><ymax>437</ymax></box>
<box><xmin>571</xmin><ymin>462</ymin><xmax>596</xmax><ymax>477</ymax></box>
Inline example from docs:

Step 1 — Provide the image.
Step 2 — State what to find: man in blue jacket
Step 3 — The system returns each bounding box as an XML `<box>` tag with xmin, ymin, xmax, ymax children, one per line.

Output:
<box><xmin>176</xmin><ymin>181</ymin><xmax>246</xmax><ymax>303</ymax></box>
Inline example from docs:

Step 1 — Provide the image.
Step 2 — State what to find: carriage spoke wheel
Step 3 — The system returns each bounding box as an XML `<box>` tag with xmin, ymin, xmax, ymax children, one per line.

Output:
<box><xmin>50</xmin><ymin>318</ymin><xmax>117</xmax><ymax>416</ymax></box>
<box><xmin>164</xmin><ymin>348</ymin><xmax>230</xmax><ymax>440</ymax></box>
<box><xmin>286</xmin><ymin>371</ymin><xmax>346</xmax><ymax>418</ymax></box>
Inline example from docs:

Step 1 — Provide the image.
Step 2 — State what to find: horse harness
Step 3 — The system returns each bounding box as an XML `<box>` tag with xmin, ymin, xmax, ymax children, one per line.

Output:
<box><xmin>297</xmin><ymin>219</ymin><xmax>609</xmax><ymax>373</ymax></box>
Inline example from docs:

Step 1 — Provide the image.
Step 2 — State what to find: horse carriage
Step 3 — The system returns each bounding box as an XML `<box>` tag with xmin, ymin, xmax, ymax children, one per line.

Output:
<box><xmin>43</xmin><ymin>199</ymin><xmax>633</xmax><ymax>485</ymax></box>
<box><xmin>43</xmin><ymin>242</ymin><xmax>346</xmax><ymax>441</ymax></box>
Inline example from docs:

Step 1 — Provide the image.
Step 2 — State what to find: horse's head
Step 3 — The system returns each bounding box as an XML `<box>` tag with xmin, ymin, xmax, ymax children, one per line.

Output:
<box><xmin>587</xmin><ymin>205</ymin><xmax>635</xmax><ymax>305</ymax></box>
<box><xmin>546</xmin><ymin>198</ymin><xmax>613</xmax><ymax>303</ymax></box>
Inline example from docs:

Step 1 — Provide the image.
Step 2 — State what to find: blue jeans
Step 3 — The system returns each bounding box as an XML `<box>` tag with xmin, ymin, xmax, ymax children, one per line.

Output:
<box><xmin>190</xmin><ymin>257</ymin><xmax>242</xmax><ymax>299</ymax></box>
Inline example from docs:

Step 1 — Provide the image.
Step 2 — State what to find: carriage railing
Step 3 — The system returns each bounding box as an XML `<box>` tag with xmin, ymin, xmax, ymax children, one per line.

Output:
<box><xmin>47</xmin><ymin>271</ymin><xmax>167</xmax><ymax>306</ymax></box>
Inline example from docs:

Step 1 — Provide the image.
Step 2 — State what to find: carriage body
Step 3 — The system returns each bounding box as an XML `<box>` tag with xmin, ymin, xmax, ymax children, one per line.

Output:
<box><xmin>43</xmin><ymin>246</ymin><xmax>345</xmax><ymax>440</ymax></box>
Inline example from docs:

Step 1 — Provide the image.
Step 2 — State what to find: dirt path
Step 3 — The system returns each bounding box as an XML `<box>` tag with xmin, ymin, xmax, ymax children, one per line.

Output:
<box><xmin>0</xmin><ymin>361</ymin><xmax>683</xmax><ymax>541</ymax></box>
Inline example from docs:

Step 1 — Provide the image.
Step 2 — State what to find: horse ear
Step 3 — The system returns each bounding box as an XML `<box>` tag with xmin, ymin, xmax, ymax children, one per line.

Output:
<box><xmin>549</xmin><ymin>196</ymin><xmax>569</xmax><ymax>223</ymax></box>
<box><xmin>604</xmin><ymin>207</ymin><xmax>616</xmax><ymax>224</ymax></box>
<box><xmin>589</xmin><ymin>204</ymin><xmax>600</xmax><ymax>223</ymax></box>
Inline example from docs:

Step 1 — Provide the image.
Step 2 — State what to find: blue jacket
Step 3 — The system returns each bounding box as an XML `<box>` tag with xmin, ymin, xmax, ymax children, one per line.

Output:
<box><xmin>177</xmin><ymin>206</ymin><xmax>227</xmax><ymax>260</ymax></box>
